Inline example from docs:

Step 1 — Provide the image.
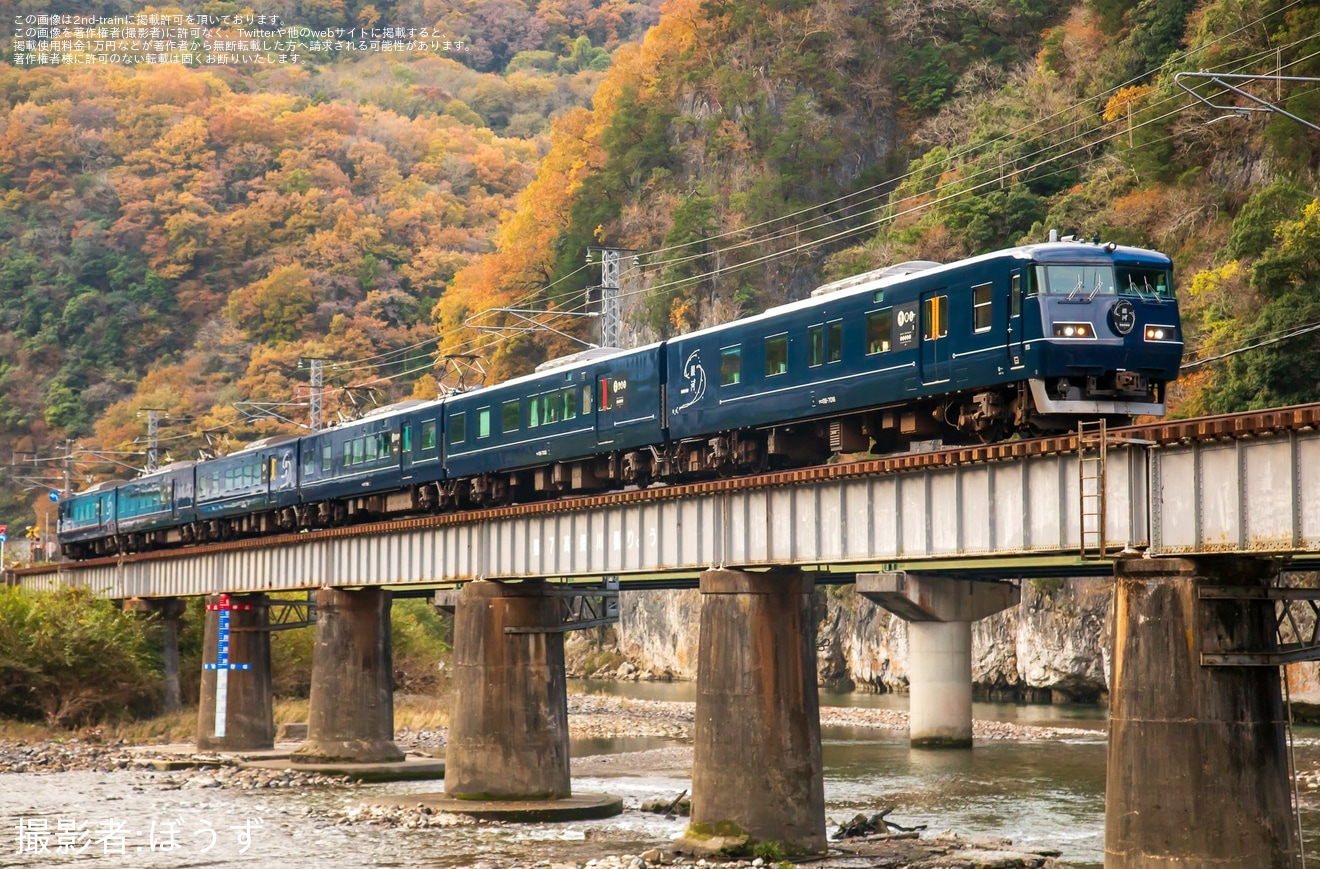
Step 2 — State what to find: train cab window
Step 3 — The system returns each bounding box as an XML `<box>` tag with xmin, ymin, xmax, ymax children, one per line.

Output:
<box><xmin>972</xmin><ymin>283</ymin><xmax>993</xmax><ymax>333</ymax></box>
<box><xmin>923</xmin><ymin>295</ymin><xmax>948</xmax><ymax>340</ymax></box>
<box><xmin>583</xmin><ymin>382</ymin><xmax>593</xmax><ymax>414</ymax></box>
<box><xmin>322</xmin><ymin>444</ymin><xmax>332</xmax><ymax>471</ymax></box>
<box><xmin>1117</xmin><ymin>266</ymin><xmax>1174</xmax><ymax>299</ymax></box>
<box><xmin>808</xmin><ymin>324</ymin><xmax>824</xmax><ymax>367</ymax></box>
<box><xmin>478</xmin><ymin>407</ymin><xmax>491</xmax><ymax>439</ymax></box>
<box><xmin>1011</xmin><ymin>274</ymin><xmax>1022</xmax><ymax>317</ymax></box>
<box><xmin>827</xmin><ymin>320</ymin><xmax>842</xmax><ymax>363</ymax></box>
<box><xmin>502</xmin><ymin>399</ymin><xmax>520</xmax><ymax>434</ymax></box>
<box><xmin>447</xmin><ymin>415</ymin><xmax>464</xmax><ymax>445</ymax></box>
<box><xmin>866</xmin><ymin>310</ymin><xmax>892</xmax><ymax>354</ymax></box>
<box><xmin>563</xmin><ymin>386</ymin><xmax>578</xmax><ymax>420</ymax></box>
<box><xmin>720</xmin><ymin>346</ymin><xmax>741</xmax><ymax>386</ymax></box>
<box><xmin>765</xmin><ymin>334</ymin><xmax>788</xmax><ymax>377</ymax></box>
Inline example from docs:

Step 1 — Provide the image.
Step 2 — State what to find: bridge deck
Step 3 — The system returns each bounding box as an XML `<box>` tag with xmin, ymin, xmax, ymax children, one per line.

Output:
<box><xmin>12</xmin><ymin>405</ymin><xmax>1320</xmax><ymax>597</ymax></box>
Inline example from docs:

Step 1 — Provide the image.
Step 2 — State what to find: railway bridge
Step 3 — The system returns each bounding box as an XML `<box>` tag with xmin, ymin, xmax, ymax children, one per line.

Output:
<box><xmin>12</xmin><ymin>403</ymin><xmax>1320</xmax><ymax>868</ymax></box>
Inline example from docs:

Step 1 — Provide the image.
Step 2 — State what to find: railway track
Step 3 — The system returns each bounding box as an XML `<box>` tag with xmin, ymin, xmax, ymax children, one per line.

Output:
<box><xmin>14</xmin><ymin>402</ymin><xmax>1320</xmax><ymax>576</ymax></box>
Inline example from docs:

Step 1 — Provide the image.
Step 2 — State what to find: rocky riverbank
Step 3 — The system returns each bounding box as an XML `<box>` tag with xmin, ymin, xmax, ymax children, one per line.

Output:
<box><xmin>0</xmin><ymin>691</ymin><xmax>1103</xmax><ymax>776</ymax></box>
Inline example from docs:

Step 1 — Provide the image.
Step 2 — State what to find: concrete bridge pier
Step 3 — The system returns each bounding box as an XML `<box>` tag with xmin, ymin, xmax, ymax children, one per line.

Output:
<box><xmin>197</xmin><ymin>593</ymin><xmax>274</xmax><ymax>752</ymax></box>
<box><xmin>124</xmin><ymin>597</ymin><xmax>188</xmax><ymax>712</ymax></box>
<box><xmin>1106</xmin><ymin>556</ymin><xmax>1299</xmax><ymax>868</ymax></box>
<box><xmin>445</xmin><ymin>578</ymin><xmax>571</xmax><ymax>799</ymax></box>
<box><xmin>686</xmin><ymin>567</ymin><xmax>825</xmax><ymax>855</ymax></box>
<box><xmin>858</xmin><ymin>573</ymin><xmax>1018</xmax><ymax>748</ymax></box>
<box><xmin>292</xmin><ymin>587</ymin><xmax>403</xmax><ymax>763</ymax></box>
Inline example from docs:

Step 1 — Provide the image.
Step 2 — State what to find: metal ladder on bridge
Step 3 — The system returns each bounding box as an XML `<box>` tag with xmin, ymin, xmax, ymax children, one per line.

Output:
<box><xmin>1077</xmin><ymin>419</ymin><xmax>1107</xmax><ymax>559</ymax></box>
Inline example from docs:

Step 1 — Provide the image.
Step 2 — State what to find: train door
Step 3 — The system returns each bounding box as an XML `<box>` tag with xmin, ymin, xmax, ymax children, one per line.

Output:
<box><xmin>594</xmin><ymin>372</ymin><xmax>613</xmax><ymax>446</ymax></box>
<box><xmin>920</xmin><ymin>290</ymin><xmax>950</xmax><ymax>385</ymax></box>
<box><xmin>1008</xmin><ymin>271</ymin><xmax>1025</xmax><ymax>368</ymax></box>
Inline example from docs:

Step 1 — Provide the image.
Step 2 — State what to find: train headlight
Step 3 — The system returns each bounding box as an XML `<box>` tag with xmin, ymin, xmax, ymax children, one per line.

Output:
<box><xmin>1064</xmin><ymin>326</ymin><xmax>1075</xmax><ymax>337</ymax></box>
<box><xmin>1144</xmin><ymin>326</ymin><xmax>1175</xmax><ymax>342</ymax></box>
<box><xmin>1053</xmin><ymin>322</ymin><xmax>1095</xmax><ymax>338</ymax></box>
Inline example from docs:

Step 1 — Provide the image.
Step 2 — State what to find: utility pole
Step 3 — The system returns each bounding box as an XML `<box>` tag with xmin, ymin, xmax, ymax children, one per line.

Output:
<box><xmin>300</xmin><ymin>357</ymin><xmax>326</xmax><ymax>431</ymax></box>
<box><xmin>63</xmin><ymin>439</ymin><xmax>72</xmax><ymax>495</ymax></box>
<box><xmin>588</xmin><ymin>247</ymin><xmax>634</xmax><ymax>349</ymax></box>
<box><xmin>143</xmin><ymin>410</ymin><xmax>162</xmax><ymax>473</ymax></box>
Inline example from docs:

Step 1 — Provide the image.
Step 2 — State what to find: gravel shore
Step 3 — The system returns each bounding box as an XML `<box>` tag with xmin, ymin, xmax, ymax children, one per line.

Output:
<box><xmin>0</xmin><ymin>693</ymin><xmax>1101</xmax><ymax>774</ymax></box>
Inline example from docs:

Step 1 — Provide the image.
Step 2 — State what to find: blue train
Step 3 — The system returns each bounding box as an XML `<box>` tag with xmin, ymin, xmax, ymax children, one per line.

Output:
<box><xmin>58</xmin><ymin>239</ymin><xmax>1182</xmax><ymax>559</ymax></box>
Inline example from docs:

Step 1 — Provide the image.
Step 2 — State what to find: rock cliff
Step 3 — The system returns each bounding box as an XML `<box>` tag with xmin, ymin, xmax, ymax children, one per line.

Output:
<box><xmin>568</xmin><ymin>579</ymin><xmax>1115</xmax><ymax>702</ymax></box>
<box><xmin>565</xmin><ymin>575</ymin><xmax>1320</xmax><ymax>720</ymax></box>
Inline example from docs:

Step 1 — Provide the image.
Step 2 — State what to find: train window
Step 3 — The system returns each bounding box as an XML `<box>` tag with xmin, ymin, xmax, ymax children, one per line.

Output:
<box><xmin>923</xmin><ymin>295</ymin><xmax>948</xmax><ymax>340</ymax></box>
<box><xmin>583</xmin><ymin>382</ymin><xmax>593</xmax><ymax>414</ymax></box>
<box><xmin>303</xmin><ymin>447</ymin><xmax>316</xmax><ymax>476</ymax></box>
<box><xmin>720</xmin><ymin>346</ymin><xmax>741</xmax><ymax>386</ymax></box>
<box><xmin>447</xmin><ymin>415</ymin><xmax>464</xmax><ymax>445</ymax></box>
<box><xmin>827</xmin><ymin>321</ymin><xmax>842</xmax><ymax>363</ymax></box>
<box><xmin>1036</xmin><ymin>264</ymin><xmax>1115</xmax><ymax>298</ymax></box>
<box><xmin>1011</xmin><ymin>274</ymin><xmax>1022</xmax><ymax>317</ymax></box>
<box><xmin>1117</xmin><ymin>266</ymin><xmax>1174</xmax><ymax>299</ymax></box>
<box><xmin>343</xmin><ymin>442</ymin><xmax>353</xmax><ymax>466</ymax></box>
<box><xmin>402</xmin><ymin>425</ymin><xmax>412</xmax><ymax>453</ymax></box>
<box><xmin>365</xmin><ymin>435</ymin><xmax>378</xmax><ymax>462</ymax></box>
<box><xmin>808</xmin><ymin>324</ymin><xmax>824</xmax><ymax>367</ymax></box>
<box><xmin>973</xmin><ymin>283</ymin><xmax>993</xmax><ymax>332</ymax></box>
<box><xmin>545</xmin><ymin>393</ymin><xmax>556</xmax><ymax>422</ymax></box>
<box><xmin>873</xmin><ymin>290</ymin><xmax>884</xmax><ymax>304</ymax></box>
<box><xmin>866</xmin><ymin>310</ymin><xmax>893</xmax><ymax>354</ymax></box>
<box><xmin>529</xmin><ymin>396</ymin><xmax>540</xmax><ymax>428</ymax></box>
<box><xmin>563</xmin><ymin>386</ymin><xmax>578</xmax><ymax>420</ymax></box>
<box><xmin>765</xmin><ymin>334</ymin><xmax>788</xmax><ymax>377</ymax></box>
<box><xmin>503</xmin><ymin>399</ymin><xmax>520</xmax><ymax>434</ymax></box>
<box><xmin>353</xmin><ymin>438</ymin><xmax>365</xmax><ymax>465</ymax></box>
<box><xmin>478</xmin><ymin>407</ymin><xmax>491</xmax><ymax>439</ymax></box>
<box><xmin>322</xmin><ymin>444</ymin><xmax>332</xmax><ymax>471</ymax></box>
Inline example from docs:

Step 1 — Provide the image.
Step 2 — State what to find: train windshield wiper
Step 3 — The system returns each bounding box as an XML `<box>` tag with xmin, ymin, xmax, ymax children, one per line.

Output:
<box><xmin>1065</xmin><ymin>275</ymin><xmax>1084</xmax><ymax>301</ymax></box>
<box><xmin>1086</xmin><ymin>274</ymin><xmax>1105</xmax><ymax>302</ymax></box>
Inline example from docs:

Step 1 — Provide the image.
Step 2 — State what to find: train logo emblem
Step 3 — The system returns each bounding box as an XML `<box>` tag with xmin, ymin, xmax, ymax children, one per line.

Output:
<box><xmin>672</xmin><ymin>350</ymin><xmax>706</xmax><ymax>415</ymax></box>
<box><xmin>1111</xmin><ymin>299</ymin><xmax>1136</xmax><ymax>335</ymax></box>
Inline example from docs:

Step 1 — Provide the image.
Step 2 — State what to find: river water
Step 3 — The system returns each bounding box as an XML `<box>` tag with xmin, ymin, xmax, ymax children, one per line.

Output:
<box><xmin>2</xmin><ymin>681</ymin><xmax>1317</xmax><ymax>868</ymax></box>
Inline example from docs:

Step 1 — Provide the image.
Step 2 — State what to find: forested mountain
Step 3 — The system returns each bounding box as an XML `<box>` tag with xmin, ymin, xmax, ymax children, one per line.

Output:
<box><xmin>437</xmin><ymin>0</ymin><xmax>1320</xmax><ymax>411</ymax></box>
<box><xmin>1</xmin><ymin>0</ymin><xmax>1318</xmax><ymax>530</ymax></box>
<box><xmin>0</xmin><ymin>0</ymin><xmax>660</xmax><ymax>524</ymax></box>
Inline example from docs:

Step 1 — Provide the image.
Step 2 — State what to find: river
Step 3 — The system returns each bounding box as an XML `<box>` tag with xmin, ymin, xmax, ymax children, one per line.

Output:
<box><xmin>1</xmin><ymin>681</ymin><xmax>1316</xmax><ymax>868</ymax></box>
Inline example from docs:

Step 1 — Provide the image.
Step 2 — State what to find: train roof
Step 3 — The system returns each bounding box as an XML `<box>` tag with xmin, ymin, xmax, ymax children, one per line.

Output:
<box><xmin>450</xmin><ymin>342</ymin><xmax>665</xmax><ymax>397</ymax></box>
<box><xmin>229</xmin><ymin>434</ymin><xmax>300</xmax><ymax>455</ymax></box>
<box><xmin>357</xmin><ymin>399</ymin><xmax>435</xmax><ymax>421</ymax></box>
<box><xmin>128</xmin><ymin>461</ymin><xmax>196</xmax><ymax>482</ymax></box>
<box><xmin>682</xmin><ymin>241</ymin><xmax>1170</xmax><ymax>342</ymax></box>
<box><xmin>70</xmin><ymin>479</ymin><xmax>123</xmax><ymax>497</ymax></box>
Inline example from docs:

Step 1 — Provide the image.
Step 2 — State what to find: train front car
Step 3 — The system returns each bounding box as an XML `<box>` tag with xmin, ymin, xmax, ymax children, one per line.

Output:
<box><xmin>1020</xmin><ymin>241</ymin><xmax>1181</xmax><ymax>428</ymax></box>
